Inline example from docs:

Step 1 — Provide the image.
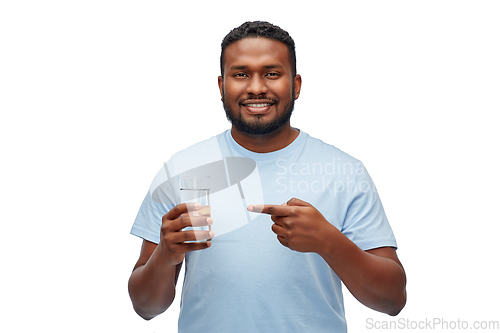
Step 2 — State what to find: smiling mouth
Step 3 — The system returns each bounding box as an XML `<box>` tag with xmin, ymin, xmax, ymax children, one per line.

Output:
<box><xmin>240</xmin><ymin>99</ymin><xmax>276</xmax><ymax>114</ymax></box>
<box><xmin>241</xmin><ymin>103</ymin><xmax>274</xmax><ymax>114</ymax></box>
<box><xmin>244</xmin><ymin>103</ymin><xmax>273</xmax><ymax>108</ymax></box>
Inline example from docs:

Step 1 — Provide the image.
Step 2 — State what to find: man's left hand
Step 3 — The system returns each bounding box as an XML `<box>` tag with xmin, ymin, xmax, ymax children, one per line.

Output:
<box><xmin>248</xmin><ymin>198</ymin><xmax>336</xmax><ymax>253</ymax></box>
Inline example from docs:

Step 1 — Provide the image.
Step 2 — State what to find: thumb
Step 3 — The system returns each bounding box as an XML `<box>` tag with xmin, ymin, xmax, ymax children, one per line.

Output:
<box><xmin>286</xmin><ymin>197</ymin><xmax>311</xmax><ymax>207</ymax></box>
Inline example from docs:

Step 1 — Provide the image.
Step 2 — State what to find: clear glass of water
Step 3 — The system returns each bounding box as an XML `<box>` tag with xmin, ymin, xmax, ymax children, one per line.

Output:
<box><xmin>179</xmin><ymin>176</ymin><xmax>211</xmax><ymax>242</ymax></box>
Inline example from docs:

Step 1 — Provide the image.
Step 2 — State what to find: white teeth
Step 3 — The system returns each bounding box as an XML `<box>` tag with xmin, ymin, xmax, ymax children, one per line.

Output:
<box><xmin>246</xmin><ymin>103</ymin><xmax>271</xmax><ymax>107</ymax></box>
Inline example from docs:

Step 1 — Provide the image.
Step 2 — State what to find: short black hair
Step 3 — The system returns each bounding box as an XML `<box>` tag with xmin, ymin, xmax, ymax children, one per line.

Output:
<box><xmin>220</xmin><ymin>21</ymin><xmax>297</xmax><ymax>78</ymax></box>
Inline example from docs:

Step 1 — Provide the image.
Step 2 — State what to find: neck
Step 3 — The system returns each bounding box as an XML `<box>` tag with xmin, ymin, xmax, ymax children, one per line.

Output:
<box><xmin>230</xmin><ymin>124</ymin><xmax>299</xmax><ymax>153</ymax></box>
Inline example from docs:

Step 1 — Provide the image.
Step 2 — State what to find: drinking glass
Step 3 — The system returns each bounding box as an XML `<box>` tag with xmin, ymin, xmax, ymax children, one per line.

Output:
<box><xmin>179</xmin><ymin>176</ymin><xmax>211</xmax><ymax>242</ymax></box>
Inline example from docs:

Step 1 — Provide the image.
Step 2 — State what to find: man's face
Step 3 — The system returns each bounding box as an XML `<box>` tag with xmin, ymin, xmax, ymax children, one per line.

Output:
<box><xmin>218</xmin><ymin>37</ymin><xmax>301</xmax><ymax>136</ymax></box>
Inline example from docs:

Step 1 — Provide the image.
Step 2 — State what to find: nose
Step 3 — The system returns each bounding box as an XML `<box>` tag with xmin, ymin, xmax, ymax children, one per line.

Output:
<box><xmin>245</xmin><ymin>75</ymin><xmax>268</xmax><ymax>95</ymax></box>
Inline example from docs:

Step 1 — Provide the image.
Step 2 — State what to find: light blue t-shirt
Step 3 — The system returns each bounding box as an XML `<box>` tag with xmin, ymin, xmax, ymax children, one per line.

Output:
<box><xmin>131</xmin><ymin>129</ymin><xmax>397</xmax><ymax>332</ymax></box>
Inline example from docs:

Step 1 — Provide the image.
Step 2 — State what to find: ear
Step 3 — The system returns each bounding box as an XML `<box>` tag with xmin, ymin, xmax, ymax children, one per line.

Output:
<box><xmin>218</xmin><ymin>76</ymin><xmax>224</xmax><ymax>101</ymax></box>
<box><xmin>293</xmin><ymin>74</ymin><xmax>302</xmax><ymax>99</ymax></box>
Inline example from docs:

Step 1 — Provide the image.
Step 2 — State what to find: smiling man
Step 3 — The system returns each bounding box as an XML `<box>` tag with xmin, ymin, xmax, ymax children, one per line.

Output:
<box><xmin>220</xmin><ymin>36</ymin><xmax>301</xmax><ymax>144</ymax></box>
<box><xmin>128</xmin><ymin>21</ymin><xmax>406</xmax><ymax>332</ymax></box>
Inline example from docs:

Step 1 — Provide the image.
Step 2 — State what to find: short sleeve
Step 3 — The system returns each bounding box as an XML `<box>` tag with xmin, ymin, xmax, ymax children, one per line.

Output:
<box><xmin>130</xmin><ymin>166</ymin><xmax>177</xmax><ymax>244</ymax></box>
<box><xmin>341</xmin><ymin>163</ymin><xmax>397</xmax><ymax>251</ymax></box>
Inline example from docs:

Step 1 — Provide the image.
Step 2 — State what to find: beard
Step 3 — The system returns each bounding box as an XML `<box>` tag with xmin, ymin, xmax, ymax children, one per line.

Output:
<box><xmin>222</xmin><ymin>86</ymin><xmax>296</xmax><ymax>136</ymax></box>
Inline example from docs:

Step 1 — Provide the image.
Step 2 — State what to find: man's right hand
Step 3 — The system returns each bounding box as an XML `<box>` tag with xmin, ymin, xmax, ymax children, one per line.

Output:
<box><xmin>158</xmin><ymin>202</ymin><xmax>214</xmax><ymax>267</ymax></box>
<box><xmin>129</xmin><ymin>202</ymin><xmax>213</xmax><ymax>320</ymax></box>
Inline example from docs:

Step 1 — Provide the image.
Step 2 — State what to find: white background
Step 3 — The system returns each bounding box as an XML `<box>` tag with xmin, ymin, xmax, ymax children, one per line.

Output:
<box><xmin>1</xmin><ymin>1</ymin><xmax>499</xmax><ymax>332</ymax></box>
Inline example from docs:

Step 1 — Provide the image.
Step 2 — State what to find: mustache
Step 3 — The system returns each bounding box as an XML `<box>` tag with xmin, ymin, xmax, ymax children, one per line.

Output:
<box><xmin>238</xmin><ymin>96</ymin><xmax>279</xmax><ymax>106</ymax></box>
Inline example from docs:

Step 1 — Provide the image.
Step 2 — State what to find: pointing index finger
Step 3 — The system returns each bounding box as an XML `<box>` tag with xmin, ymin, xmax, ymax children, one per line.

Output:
<box><xmin>247</xmin><ymin>204</ymin><xmax>289</xmax><ymax>216</ymax></box>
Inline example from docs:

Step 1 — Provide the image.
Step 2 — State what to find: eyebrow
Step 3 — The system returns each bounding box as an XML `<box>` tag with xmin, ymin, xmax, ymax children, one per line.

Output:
<box><xmin>229</xmin><ymin>64</ymin><xmax>284</xmax><ymax>70</ymax></box>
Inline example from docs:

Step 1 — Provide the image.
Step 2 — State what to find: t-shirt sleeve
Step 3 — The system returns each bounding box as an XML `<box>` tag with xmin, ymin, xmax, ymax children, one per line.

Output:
<box><xmin>341</xmin><ymin>163</ymin><xmax>397</xmax><ymax>251</ymax></box>
<box><xmin>130</xmin><ymin>166</ymin><xmax>177</xmax><ymax>244</ymax></box>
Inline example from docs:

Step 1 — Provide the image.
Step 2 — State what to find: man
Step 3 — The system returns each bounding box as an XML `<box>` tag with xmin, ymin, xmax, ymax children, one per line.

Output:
<box><xmin>128</xmin><ymin>21</ymin><xmax>406</xmax><ymax>332</ymax></box>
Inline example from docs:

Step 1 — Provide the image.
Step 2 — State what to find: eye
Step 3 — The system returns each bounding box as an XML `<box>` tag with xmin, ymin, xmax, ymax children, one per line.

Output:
<box><xmin>265</xmin><ymin>72</ymin><xmax>280</xmax><ymax>78</ymax></box>
<box><xmin>233</xmin><ymin>73</ymin><xmax>248</xmax><ymax>78</ymax></box>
